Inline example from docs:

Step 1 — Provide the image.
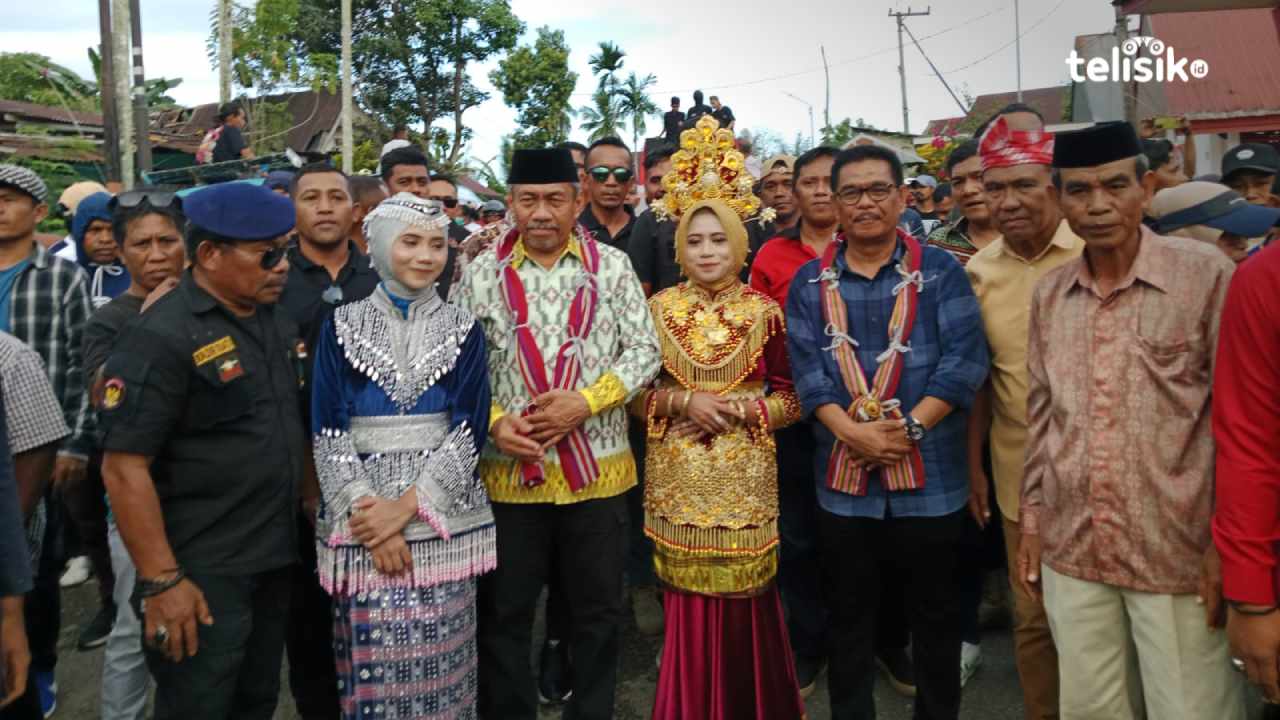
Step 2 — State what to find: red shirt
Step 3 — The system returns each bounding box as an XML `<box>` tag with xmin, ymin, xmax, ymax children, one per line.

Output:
<box><xmin>1213</xmin><ymin>244</ymin><xmax>1280</xmax><ymax>604</ymax></box>
<box><xmin>749</xmin><ymin>225</ymin><xmax>822</xmax><ymax>308</ymax></box>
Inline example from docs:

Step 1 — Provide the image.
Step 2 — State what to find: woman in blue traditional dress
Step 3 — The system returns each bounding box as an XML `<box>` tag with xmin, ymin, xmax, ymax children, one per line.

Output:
<box><xmin>310</xmin><ymin>192</ymin><xmax>496</xmax><ymax>719</ymax></box>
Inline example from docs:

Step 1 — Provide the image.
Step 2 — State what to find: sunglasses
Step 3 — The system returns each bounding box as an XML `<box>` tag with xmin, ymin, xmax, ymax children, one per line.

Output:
<box><xmin>225</xmin><ymin>242</ymin><xmax>289</xmax><ymax>269</ymax></box>
<box><xmin>428</xmin><ymin>195</ymin><xmax>459</xmax><ymax>209</ymax></box>
<box><xmin>589</xmin><ymin>166</ymin><xmax>634</xmax><ymax>183</ymax></box>
<box><xmin>108</xmin><ymin>190</ymin><xmax>180</xmax><ymax>212</ymax></box>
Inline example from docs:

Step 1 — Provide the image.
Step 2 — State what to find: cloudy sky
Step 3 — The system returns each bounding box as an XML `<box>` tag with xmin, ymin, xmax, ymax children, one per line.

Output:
<box><xmin>2</xmin><ymin>0</ymin><xmax>1114</xmax><ymax>165</ymax></box>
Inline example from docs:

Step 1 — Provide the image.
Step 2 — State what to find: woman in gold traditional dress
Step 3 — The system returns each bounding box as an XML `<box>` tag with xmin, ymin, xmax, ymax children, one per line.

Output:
<box><xmin>632</xmin><ymin>196</ymin><xmax>805</xmax><ymax>720</ymax></box>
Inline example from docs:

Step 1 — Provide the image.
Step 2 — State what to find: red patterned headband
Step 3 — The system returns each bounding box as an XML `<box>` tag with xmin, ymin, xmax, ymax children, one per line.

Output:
<box><xmin>979</xmin><ymin>116</ymin><xmax>1055</xmax><ymax>172</ymax></box>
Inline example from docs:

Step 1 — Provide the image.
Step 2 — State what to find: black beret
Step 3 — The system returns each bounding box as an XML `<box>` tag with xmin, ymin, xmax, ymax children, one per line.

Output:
<box><xmin>184</xmin><ymin>181</ymin><xmax>295</xmax><ymax>241</ymax></box>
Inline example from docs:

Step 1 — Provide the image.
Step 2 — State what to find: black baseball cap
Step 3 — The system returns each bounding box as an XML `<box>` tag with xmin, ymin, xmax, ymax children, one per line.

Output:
<box><xmin>1222</xmin><ymin>143</ymin><xmax>1280</xmax><ymax>182</ymax></box>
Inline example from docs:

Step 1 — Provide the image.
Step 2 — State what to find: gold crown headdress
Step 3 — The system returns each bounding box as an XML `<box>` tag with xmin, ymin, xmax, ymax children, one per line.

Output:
<box><xmin>654</xmin><ymin>115</ymin><xmax>774</xmax><ymax>225</ymax></box>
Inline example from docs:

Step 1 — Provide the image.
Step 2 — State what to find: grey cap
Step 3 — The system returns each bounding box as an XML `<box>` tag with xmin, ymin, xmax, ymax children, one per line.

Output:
<box><xmin>481</xmin><ymin>199</ymin><xmax>506</xmax><ymax>213</ymax></box>
<box><xmin>0</xmin><ymin>165</ymin><xmax>49</xmax><ymax>203</ymax></box>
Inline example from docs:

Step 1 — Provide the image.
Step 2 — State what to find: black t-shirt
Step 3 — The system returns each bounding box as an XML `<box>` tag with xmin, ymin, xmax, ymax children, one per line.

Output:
<box><xmin>83</xmin><ymin>293</ymin><xmax>145</xmax><ymax>387</ymax></box>
<box><xmin>277</xmin><ymin>242</ymin><xmax>380</xmax><ymax>414</ymax></box>
<box><xmin>685</xmin><ymin>104</ymin><xmax>714</xmax><ymax>125</ymax></box>
<box><xmin>99</xmin><ymin>273</ymin><xmax>305</xmax><ymax>574</ymax></box>
<box><xmin>712</xmin><ymin>106</ymin><xmax>735</xmax><ymax>127</ymax></box>
<box><xmin>212</xmin><ymin>125</ymin><xmax>247</xmax><ymax>163</ymax></box>
<box><xmin>663</xmin><ymin>111</ymin><xmax>685</xmax><ymax>140</ymax></box>
<box><xmin>579</xmin><ymin>205</ymin><xmax>636</xmax><ymax>252</ymax></box>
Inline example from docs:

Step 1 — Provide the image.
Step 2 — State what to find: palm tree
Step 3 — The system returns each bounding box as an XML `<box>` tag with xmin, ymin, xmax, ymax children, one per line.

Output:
<box><xmin>588</xmin><ymin>42</ymin><xmax>626</xmax><ymax>95</ymax></box>
<box><xmin>579</xmin><ymin>88</ymin><xmax>623</xmax><ymax>142</ymax></box>
<box><xmin>617</xmin><ymin>72</ymin><xmax>659</xmax><ymax>152</ymax></box>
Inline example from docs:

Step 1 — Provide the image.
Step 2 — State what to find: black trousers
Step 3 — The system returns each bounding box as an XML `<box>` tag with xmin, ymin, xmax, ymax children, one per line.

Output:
<box><xmin>776</xmin><ymin>425</ymin><xmax>827</xmax><ymax>661</ymax></box>
<box><xmin>28</xmin><ymin>505</ymin><xmax>61</xmax><ymax>673</ymax></box>
<box><xmin>60</xmin><ymin>458</ymin><xmax>113</xmax><ymax>607</ymax></box>
<box><xmin>819</xmin><ymin>509</ymin><xmax>965</xmax><ymax>720</ymax></box>
<box><xmin>479</xmin><ymin>496</ymin><xmax>628</xmax><ymax>720</ymax></box>
<box><xmin>144</xmin><ymin>567</ymin><xmax>292</xmax><ymax>720</ymax></box>
<box><xmin>285</xmin><ymin>515</ymin><xmax>339</xmax><ymax>719</ymax></box>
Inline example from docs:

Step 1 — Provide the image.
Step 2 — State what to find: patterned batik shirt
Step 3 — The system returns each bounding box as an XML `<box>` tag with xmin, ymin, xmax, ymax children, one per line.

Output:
<box><xmin>1022</xmin><ymin>228</ymin><xmax>1234</xmax><ymax>594</ymax></box>
<box><xmin>452</xmin><ymin>230</ymin><xmax>661</xmax><ymax>504</ymax></box>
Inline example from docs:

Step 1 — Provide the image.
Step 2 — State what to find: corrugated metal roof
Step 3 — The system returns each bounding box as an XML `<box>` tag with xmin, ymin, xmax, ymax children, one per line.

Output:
<box><xmin>1149</xmin><ymin>8</ymin><xmax>1280</xmax><ymax>118</ymax></box>
<box><xmin>0</xmin><ymin>99</ymin><xmax>104</xmax><ymax>127</ymax></box>
<box><xmin>923</xmin><ymin>117</ymin><xmax>965</xmax><ymax>137</ymax></box>
<box><xmin>1116</xmin><ymin>0</ymin><xmax>1277</xmax><ymax>14</ymax></box>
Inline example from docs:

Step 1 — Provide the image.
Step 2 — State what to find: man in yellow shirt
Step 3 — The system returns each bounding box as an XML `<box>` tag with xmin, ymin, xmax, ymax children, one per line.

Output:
<box><xmin>964</xmin><ymin>115</ymin><xmax>1083</xmax><ymax>719</ymax></box>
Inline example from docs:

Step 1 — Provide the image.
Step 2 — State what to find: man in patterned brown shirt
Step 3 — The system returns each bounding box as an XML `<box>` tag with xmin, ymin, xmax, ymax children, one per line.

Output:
<box><xmin>1019</xmin><ymin>121</ymin><xmax>1245</xmax><ymax>719</ymax></box>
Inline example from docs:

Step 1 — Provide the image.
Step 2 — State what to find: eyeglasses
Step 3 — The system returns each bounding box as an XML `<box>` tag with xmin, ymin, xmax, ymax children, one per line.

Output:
<box><xmin>108</xmin><ymin>190</ymin><xmax>180</xmax><ymax>212</ymax></box>
<box><xmin>836</xmin><ymin>183</ymin><xmax>897</xmax><ymax>206</ymax></box>
<box><xmin>428</xmin><ymin>195</ymin><xmax>459</xmax><ymax>209</ymax></box>
<box><xmin>589</xmin><ymin>166</ymin><xmax>634</xmax><ymax>183</ymax></box>
<box><xmin>321</xmin><ymin>284</ymin><xmax>344</xmax><ymax>305</ymax></box>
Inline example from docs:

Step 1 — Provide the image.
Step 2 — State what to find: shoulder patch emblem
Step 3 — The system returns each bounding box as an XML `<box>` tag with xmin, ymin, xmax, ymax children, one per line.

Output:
<box><xmin>102</xmin><ymin>378</ymin><xmax>126</xmax><ymax>410</ymax></box>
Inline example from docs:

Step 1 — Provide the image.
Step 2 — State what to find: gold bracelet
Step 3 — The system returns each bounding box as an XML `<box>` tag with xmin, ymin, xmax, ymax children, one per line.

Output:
<box><xmin>680</xmin><ymin>390</ymin><xmax>693</xmax><ymax>415</ymax></box>
<box><xmin>663</xmin><ymin>390</ymin><xmax>673</xmax><ymax>418</ymax></box>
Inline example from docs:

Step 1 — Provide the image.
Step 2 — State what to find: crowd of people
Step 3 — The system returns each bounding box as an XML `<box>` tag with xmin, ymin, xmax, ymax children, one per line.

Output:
<box><xmin>0</xmin><ymin>95</ymin><xmax>1278</xmax><ymax>720</ymax></box>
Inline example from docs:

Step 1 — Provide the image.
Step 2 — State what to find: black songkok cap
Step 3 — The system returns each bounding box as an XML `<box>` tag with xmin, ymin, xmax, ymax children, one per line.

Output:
<box><xmin>1052</xmin><ymin>121</ymin><xmax>1143</xmax><ymax>169</ymax></box>
<box><xmin>508</xmin><ymin>148</ymin><xmax>579</xmax><ymax>185</ymax></box>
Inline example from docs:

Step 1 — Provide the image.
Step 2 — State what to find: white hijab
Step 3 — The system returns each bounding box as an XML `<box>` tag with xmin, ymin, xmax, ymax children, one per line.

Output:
<box><xmin>361</xmin><ymin>192</ymin><xmax>450</xmax><ymax>298</ymax></box>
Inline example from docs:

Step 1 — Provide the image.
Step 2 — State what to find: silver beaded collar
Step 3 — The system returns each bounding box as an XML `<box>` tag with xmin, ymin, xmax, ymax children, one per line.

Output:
<box><xmin>333</xmin><ymin>287</ymin><xmax>473</xmax><ymax>411</ymax></box>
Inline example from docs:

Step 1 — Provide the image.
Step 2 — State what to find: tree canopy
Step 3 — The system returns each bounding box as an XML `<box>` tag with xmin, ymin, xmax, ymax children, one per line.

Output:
<box><xmin>490</xmin><ymin>26</ymin><xmax>577</xmax><ymax>150</ymax></box>
<box><xmin>293</xmin><ymin>0</ymin><xmax>523</xmax><ymax>169</ymax></box>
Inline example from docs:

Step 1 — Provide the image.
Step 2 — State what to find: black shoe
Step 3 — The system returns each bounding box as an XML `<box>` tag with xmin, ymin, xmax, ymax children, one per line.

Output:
<box><xmin>537</xmin><ymin>638</ymin><xmax>572</xmax><ymax>705</ymax></box>
<box><xmin>77</xmin><ymin>603</ymin><xmax>115</xmax><ymax>650</ymax></box>
<box><xmin>875</xmin><ymin>647</ymin><xmax>917</xmax><ymax>697</ymax></box>
<box><xmin>795</xmin><ymin>654</ymin><xmax>826</xmax><ymax>699</ymax></box>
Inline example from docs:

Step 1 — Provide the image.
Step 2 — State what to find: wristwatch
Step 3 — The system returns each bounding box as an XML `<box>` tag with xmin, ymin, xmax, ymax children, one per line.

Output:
<box><xmin>904</xmin><ymin>415</ymin><xmax>927</xmax><ymax>443</ymax></box>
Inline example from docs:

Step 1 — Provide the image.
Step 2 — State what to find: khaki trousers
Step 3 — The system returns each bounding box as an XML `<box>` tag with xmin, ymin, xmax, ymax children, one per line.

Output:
<box><xmin>1041</xmin><ymin>564</ymin><xmax>1247</xmax><ymax>720</ymax></box>
<box><xmin>1003</xmin><ymin>516</ymin><xmax>1061</xmax><ymax>720</ymax></box>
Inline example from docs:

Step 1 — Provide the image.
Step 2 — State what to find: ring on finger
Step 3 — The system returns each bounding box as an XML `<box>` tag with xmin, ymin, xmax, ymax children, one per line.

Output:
<box><xmin>152</xmin><ymin>625</ymin><xmax>169</xmax><ymax>648</ymax></box>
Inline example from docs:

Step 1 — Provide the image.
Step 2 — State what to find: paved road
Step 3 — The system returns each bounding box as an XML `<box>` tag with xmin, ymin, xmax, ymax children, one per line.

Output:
<box><xmin>52</xmin><ymin>579</ymin><xmax>1028</xmax><ymax>719</ymax></box>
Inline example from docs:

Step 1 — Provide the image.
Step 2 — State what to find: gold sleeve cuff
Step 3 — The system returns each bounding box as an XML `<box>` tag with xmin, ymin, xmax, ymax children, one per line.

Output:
<box><xmin>764</xmin><ymin>391</ymin><xmax>802</xmax><ymax>431</ymax></box>
<box><xmin>580</xmin><ymin>371</ymin><xmax>628</xmax><ymax>415</ymax></box>
<box><xmin>488</xmin><ymin>402</ymin><xmax>506</xmax><ymax>431</ymax></box>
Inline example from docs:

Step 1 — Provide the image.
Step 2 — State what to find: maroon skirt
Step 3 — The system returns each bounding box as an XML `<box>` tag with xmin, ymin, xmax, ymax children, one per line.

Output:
<box><xmin>651</xmin><ymin>585</ymin><xmax>806</xmax><ymax>720</ymax></box>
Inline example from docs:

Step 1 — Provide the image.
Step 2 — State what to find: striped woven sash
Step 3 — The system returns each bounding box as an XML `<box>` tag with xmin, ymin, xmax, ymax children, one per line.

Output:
<box><xmin>817</xmin><ymin>229</ymin><xmax>926</xmax><ymax>496</ymax></box>
<box><xmin>495</xmin><ymin>226</ymin><xmax>602</xmax><ymax>492</ymax></box>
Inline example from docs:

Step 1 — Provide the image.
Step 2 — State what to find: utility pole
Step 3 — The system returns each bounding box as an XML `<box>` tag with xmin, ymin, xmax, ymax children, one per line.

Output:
<box><xmin>341</xmin><ymin>0</ymin><xmax>354</xmax><ymax>173</ymax></box>
<box><xmin>1115</xmin><ymin>8</ymin><xmax>1136</xmax><ymax>124</ymax></box>
<box><xmin>112</xmin><ymin>0</ymin><xmax>134</xmax><ymax>188</ymax></box>
<box><xmin>97</xmin><ymin>0</ymin><xmax>120</xmax><ymax>183</ymax></box>
<box><xmin>129</xmin><ymin>0</ymin><xmax>151</xmax><ymax>174</ymax></box>
<box><xmin>218</xmin><ymin>0</ymin><xmax>232</xmax><ymax>104</ymax></box>
<box><xmin>902</xmin><ymin>23</ymin><xmax>968</xmax><ymax>115</ymax></box>
<box><xmin>782</xmin><ymin>92</ymin><xmax>816</xmax><ymax>147</ymax></box>
<box><xmin>820</xmin><ymin>45</ymin><xmax>831</xmax><ymax>133</ymax></box>
<box><xmin>889</xmin><ymin>6</ymin><xmax>931</xmax><ymax>135</ymax></box>
<box><xmin>1015</xmin><ymin>0</ymin><xmax>1023</xmax><ymax>102</ymax></box>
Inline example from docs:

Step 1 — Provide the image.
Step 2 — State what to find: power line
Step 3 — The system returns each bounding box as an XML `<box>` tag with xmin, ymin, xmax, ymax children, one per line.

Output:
<box><xmin>928</xmin><ymin>0</ymin><xmax>1068</xmax><ymax>76</ymax></box>
<box><xmin>567</xmin><ymin>5</ymin><xmax>1008</xmax><ymax>98</ymax></box>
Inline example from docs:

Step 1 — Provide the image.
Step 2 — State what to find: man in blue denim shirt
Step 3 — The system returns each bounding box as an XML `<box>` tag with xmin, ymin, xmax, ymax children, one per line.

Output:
<box><xmin>785</xmin><ymin>144</ymin><xmax>988</xmax><ymax>720</ymax></box>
